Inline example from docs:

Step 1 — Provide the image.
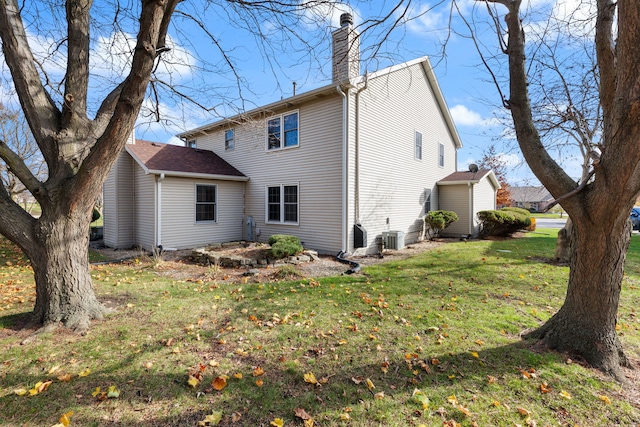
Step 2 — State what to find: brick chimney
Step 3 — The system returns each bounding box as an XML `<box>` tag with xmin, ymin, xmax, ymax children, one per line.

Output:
<box><xmin>332</xmin><ymin>13</ymin><xmax>360</xmax><ymax>84</ymax></box>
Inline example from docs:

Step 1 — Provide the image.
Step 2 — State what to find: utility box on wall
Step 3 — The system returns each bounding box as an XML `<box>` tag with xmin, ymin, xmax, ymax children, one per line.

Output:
<box><xmin>354</xmin><ymin>223</ymin><xmax>367</xmax><ymax>248</ymax></box>
<box><xmin>382</xmin><ymin>231</ymin><xmax>405</xmax><ymax>250</ymax></box>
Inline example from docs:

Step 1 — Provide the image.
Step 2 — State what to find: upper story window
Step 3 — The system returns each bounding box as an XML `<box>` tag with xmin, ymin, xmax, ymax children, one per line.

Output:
<box><xmin>195</xmin><ymin>185</ymin><xmax>217</xmax><ymax>222</ymax></box>
<box><xmin>267</xmin><ymin>111</ymin><xmax>299</xmax><ymax>150</ymax></box>
<box><xmin>186</xmin><ymin>139</ymin><xmax>196</xmax><ymax>148</ymax></box>
<box><xmin>438</xmin><ymin>143</ymin><xmax>445</xmax><ymax>167</ymax></box>
<box><xmin>225</xmin><ymin>129</ymin><xmax>235</xmax><ymax>151</ymax></box>
<box><xmin>415</xmin><ymin>131</ymin><xmax>423</xmax><ymax>160</ymax></box>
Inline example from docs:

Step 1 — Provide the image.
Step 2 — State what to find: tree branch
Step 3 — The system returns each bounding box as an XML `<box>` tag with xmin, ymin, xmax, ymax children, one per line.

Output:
<box><xmin>0</xmin><ymin>0</ymin><xmax>60</xmax><ymax>162</ymax></box>
<box><xmin>0</xmin><ymin>139</ymin><xmax>46</xmax><ymax>198</ymax></box>
<box><xmin>62</xmin><ymin>0</ymin><xmax>92</xmax><ymax>125</ymax></box>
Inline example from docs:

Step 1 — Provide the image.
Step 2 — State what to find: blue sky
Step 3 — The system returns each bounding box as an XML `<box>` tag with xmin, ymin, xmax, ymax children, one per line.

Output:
<box><xmin>1</xmin><ymin>0</ymin><xmax>592</xmax><ymax>186</ymax></box>
<box><xmin>126</xmin><ymin>1</ymin><xmax>528</xmax><ymax>180</ymax></box>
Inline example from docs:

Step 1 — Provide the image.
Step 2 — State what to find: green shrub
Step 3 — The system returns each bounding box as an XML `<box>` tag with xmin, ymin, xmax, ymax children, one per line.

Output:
<box><xmin>424</xmin><ymin>210</ymin><xmax>459</xmax><ymax>239</ymax></box>
<box><xmin>500</xmin><ymin>207</ymin><xmax>531</xmax><ymax>217</ymax></box>
<box><xmin>477</xmin><ymin>207</ymin><xmax>531</xmax><ymax>237</ymax></box>
<box><xmin>267</xmin><ymin>234</ymin><xmax>303</xmax><ymax>259</ymax></box>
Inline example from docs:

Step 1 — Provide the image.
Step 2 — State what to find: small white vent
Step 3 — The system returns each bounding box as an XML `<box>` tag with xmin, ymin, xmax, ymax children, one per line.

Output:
<box><xmin>382</xmin><ymin>231</ymin><xmax>405</xmax><ymax>250</ymax></box>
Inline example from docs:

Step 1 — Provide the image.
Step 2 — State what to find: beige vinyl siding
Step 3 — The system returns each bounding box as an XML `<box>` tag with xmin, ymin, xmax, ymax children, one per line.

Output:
<box><xmin>134</xmin><ymin>167</ymin><xmax>156</xmax><ymax>250</ymax></box>
<box><xmin>159</xmin><ymin>178</ymin><xmax>244</xmax><ymax>249</ymax></box>
<box><xmin>471</xmin><ymin>178</ymin><xmax>497</xmax><ymax>234</ymax></box>
<box><xmin>103</xmin><ymin>152</ymin><xmax>135</xmax><ymax>249</ymax></box>
<box><xmin>196</xmin><ymin>94</ymin><xmax>345</xmax><ymax>253</ymax></box>
<box><xmin>438</xmin><ymin>184</ymin><xmax>471</xmax><ymax>236</ymax></box>
<box><xmin>354</xmin><ymin>61</ymin><xmax>457</xmax><ymax>251</ymax></box>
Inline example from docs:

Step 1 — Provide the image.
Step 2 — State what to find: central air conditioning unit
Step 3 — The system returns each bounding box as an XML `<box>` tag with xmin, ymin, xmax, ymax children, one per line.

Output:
<box><xmin>382</xmin><ymin>231</ymin><xmax>405</xmax><ymax>250</ymax></box>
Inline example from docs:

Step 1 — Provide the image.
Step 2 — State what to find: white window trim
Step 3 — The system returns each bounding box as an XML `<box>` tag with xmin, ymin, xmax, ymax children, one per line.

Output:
<box><xmin>265</xmin><ymin>183</ymin><xmax>299</xmax><ymax>225</ymax></box>
<box><xmin>195</xmin><ymin>184</ymin><xmax>218</xmax><ymax>223</ymax></box>
<box><xmin>438</xmin><ymin>142</ymin><xmax>445</xmax><ymax>168</ymax></box>
<box><xmin>415</xmin><ymin>130</ymin><xmax>423</xmax><ymax>160</ymax></box>
<box><xmin>225</xmin><ymin>129</ymin><xmax>235</xmax><ymax>151</ymax></box>
<box><xmin>265</xmin><ymin>110</ymin><xmax>299</xmax><ymax>151</ymax></box>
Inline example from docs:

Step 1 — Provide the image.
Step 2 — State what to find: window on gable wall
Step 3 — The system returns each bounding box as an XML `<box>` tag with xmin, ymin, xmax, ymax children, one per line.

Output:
<box><xmin>196</xmin><ymin>185</ymin><xmax>217</xmax><ymax>222</ymax></box>
<box><xmin>424</xmin><ymin>189</ymin><xmax>432</xmax><ymax>213</ymax></box>
<box><xmin>186</xmin><ymin>139</ymin><xmax>196</xmax><ymax>148</ymax></box>
<box><xmin>415</xmin><ymin>131</ymin><xmax>423</xmax><ymax>160</ymax></box>
<box><xmin>267</xmin><ymin>111</ymin><xmax>299</xmax><ymax>150</ymax></box>
<box><xmin>225</xmin><ymin>129</ymin><xmax>235</xmax><ymax>150</ymax></box>
<box><xmin>438</xmin><ymin>143</ymin><xmax>445</xmax><ymax>167</ymax></box>
<box><xmin>267</xmin><ymin>184</ymin><xmax>298</xmax><ymax>223</ymax></box>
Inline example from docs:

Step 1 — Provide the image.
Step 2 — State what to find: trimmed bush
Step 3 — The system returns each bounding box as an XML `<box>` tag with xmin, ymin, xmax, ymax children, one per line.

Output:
<box><xmin>477</xmin><ymin>207</ymin><xmax>531</xmax><ymax>237</ymax></box>
<box><xmin>424</xmin><ymin>210</ymin><xmax>459</xmax><ymax>239</ymax></box>
<box><xmin>267</xmin><ymin>234</ymin><xmax>303</xmax><ymax>259</ymax></box>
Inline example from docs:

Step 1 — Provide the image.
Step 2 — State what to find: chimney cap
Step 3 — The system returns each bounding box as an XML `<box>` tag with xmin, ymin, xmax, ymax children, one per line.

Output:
<box><xmin>340</xmin><ymin>13</ymin><xmax>353</xmax><ymax>28</ymax></box>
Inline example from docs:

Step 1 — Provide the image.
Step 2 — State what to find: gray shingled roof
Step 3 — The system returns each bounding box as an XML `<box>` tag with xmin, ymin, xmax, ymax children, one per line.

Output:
<box><xmin>126</xmin><ymin>140</ymin><xmax>247</xmax><ymax>180</ymax></box>
<box><xmin>509</xmin><ymin>186</ymin><xmax>552</xmax><ymax>203</ymax></box>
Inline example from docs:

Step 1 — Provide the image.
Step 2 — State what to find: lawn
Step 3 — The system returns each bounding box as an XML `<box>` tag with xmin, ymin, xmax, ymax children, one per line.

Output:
<box><xmin>0</xmin><ymin>230</ymin><xmax>639</xmax><ymax>426</ymax></box>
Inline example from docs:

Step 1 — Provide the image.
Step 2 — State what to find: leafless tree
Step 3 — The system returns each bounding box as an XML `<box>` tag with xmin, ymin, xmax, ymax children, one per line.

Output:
<box><xmin>0</xmin><ymin>0</ymin><xmax>415</xmax><ymax>334</ymax></box>
<box><xmin>0</xmin><ymin>106</ymin><xmax>46</xmax><ymax>212</ymax></box>
<box><xmin>458</xmin><ymin>0</ymin><xmax>637</xmax><ymax>381</ymax></box>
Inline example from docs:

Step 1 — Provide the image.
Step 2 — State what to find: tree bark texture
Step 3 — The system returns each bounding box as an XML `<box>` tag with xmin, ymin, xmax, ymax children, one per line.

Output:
<box><xmin>29</xmin><ymin>212</ymin><xmax>106</xmax><ymax>331</ymax></box>
<box><xmin>0</xmin><ymin>0</ymin><xmax>179</xmax><ymax>332</ymax></box>
<box><xmin>488</xmin><ymin>0</ymin><xmax>640</xmax><ymax>379</ymax></box>
<box><xmin>526</xmin><ymin>218</ymin><xmax>631</xmax><ymax>380</ymax></box>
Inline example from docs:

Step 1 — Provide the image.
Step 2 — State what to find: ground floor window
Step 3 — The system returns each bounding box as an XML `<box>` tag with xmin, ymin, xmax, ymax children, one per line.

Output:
<box><xmin>267</xmin><ymin>184</ymin><xmax>298</xmax><ymax>223</ymax></box>
<box><xmin>196</xmin><ymin>185</ymin><xmax>217</xmax><ymax>222</ymax></box>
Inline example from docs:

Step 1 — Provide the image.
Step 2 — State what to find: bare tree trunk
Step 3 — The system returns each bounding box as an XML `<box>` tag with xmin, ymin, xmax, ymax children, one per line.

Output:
<box><xmin>27</xmin><ymin>211</ymin><xmax>107</xmax><ymax>332</ymax></box>
<box><xmin>526</xmin><ymin>218</ymin><xmax>631</xmax><ymax>381</ymax></box>
<box><xmin>555</xmin><ymin>217</ymin><xmax>572</xmax><ymax>262</ymax></box>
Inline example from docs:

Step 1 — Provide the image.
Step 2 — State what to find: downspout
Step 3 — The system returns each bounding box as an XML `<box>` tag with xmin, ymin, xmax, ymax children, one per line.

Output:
<box><xmin>156</xmin><ymin>173</ymin><xmax>165</xmax><ymax>248</ymax></box>
<box><xmin>354</xmin><ymin>72</ymin><xmax>368</xmax><ymax>223</ymax></box>
<box><xmin>468</xmin><ymin>182</ymin><xmax>474</xmax><ymax>236</ymax></box>
<box><xmin>337</xmin><ymin>85</ymin><xmax>349</xmax><ymax>252</ymax></box>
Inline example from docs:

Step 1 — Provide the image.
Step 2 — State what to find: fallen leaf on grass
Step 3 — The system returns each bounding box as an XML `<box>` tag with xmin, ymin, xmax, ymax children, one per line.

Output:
<box><xmin>294</xmin><ymin>408</ymin><xmax>312</xmax><ymax>420</ymax></box>
<box><xmin>412</xmin><ymin>389</ymin><xmax>430</xmax><ymax>409</ymax></box>
<box><xmin>366</xmin><ymin>378</ymin><xmax>375</xmax><ymax>390</ymax></box>
<box><xmin>59</xmin><ymin>411</ymin><xmax>73</xmax><ymax>427</ymax></box>
<box><xmin>517</xmin><ymin>407</ymin><xmax>530</xmax><ymax>416</ymax></box>
<box><xmin>212</xmin><ymin>376</ymin><xmax>227</xmax><ymax>391</ymax></box>
<box><xmin>13</xmin><ymin>388</ymin><xmax>27</xmax><ymax>396</ymax></box>
<box><xmin>374</xmin><ymin>391</ymin><xmax>385</xmax><ymax>399</ymax></box>
<box><xmin>106</xmin><ymin>385</ymin><xmax>120</xmax><ymax>398</ymax></box>
<box><xmin>447</xmin><ymin>395</ymin><xmax>458</xmax><ymax>405</ymax></box>
<box><xmin>188</xmin><ymin>375</ymin><xmax>201</xmax><ymax>388</ymax></box>
<box><xmin>57</xmin><ymin>373</ymin><xmax>73</xmax><ymax>382</ymax></box>
<box><xmin>198</xmin><ymin>410</ymin><xmax>222</xmax><ymax>426</ymax></box>
<box><xmin>255</xmin><ymin>379</ymin><xmax>264</xmax><ymax>387</ymax></box>
<box><xmin>270</xmin><ymin>418</ymin><xmax>284</xmax><ymax>427</ymax></box>
<box><xmin>560</xmin><ymin>390</ymin><xmax>572</xmax><ymax>399</ymax></box>
<box><xmin>253</xmin><ymin>366</ymin><xmax>264</xmax><ymax>376</ymax></box>
<box><xmin>599</xmin><ymin>395</ymin><xmax>611</xmax><ymax>404</ymax></box>
<box><xmin>78</xmin><ymin>368</ymin><xmax>91</xmax><ymax>377</ymax></box>
<box><xmin>29</xmin><ymin>380</ymin><xmax>53</xmax><ymax>396</ymax></box>
<box><xmin>303</xmin><ymin>372</ymin><xmax>318</xmax><ymax>384</ymax></box>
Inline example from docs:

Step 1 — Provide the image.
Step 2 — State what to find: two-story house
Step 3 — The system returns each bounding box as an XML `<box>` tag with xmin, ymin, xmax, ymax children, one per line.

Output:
<box><xmin>103</xmin><ymin>13</ymin><xmax>499</xmax><ymax>255</ymax></box>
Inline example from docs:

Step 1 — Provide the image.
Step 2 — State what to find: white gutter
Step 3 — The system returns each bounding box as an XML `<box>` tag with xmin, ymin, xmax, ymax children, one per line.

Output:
<box><xmin>337</xmin><ymin>85</ymin><xmax>348</xmax><ymax>253</ymax></box>
<box><xmin>156</xmin><ymin>173</ymin><xmax>165</xmax><ymax>248</ymax></box>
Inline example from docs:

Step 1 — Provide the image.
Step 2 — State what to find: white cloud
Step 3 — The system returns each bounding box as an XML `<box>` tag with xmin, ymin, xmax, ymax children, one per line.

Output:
<box><xmin>450</xmin><ymin>104</ymin><xmax>488</xmax><ymax>127</ymax></box>
<box><xmin>405</xmin><ymin>3</ymin><xmax>445</xmax><ymax>33</ymax></box>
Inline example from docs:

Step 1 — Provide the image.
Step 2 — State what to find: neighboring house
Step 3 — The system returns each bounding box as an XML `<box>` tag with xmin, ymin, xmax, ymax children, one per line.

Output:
<box><xmin>104</xmin><ymin>13</ymin><xmax>498</xmax><ymax>255</ymax></box>
<box><xmin>510</xmin><ymin>186</ymin><xmax>553</xmax><ymax>212</ymax></box>
<box><xmin>437</xmin><ymin>168</ymin><xmax>500</xmax><ymax>237</ymax></box>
